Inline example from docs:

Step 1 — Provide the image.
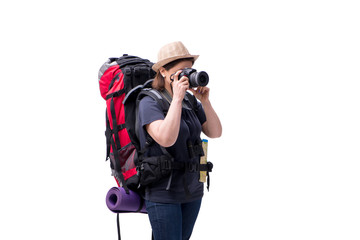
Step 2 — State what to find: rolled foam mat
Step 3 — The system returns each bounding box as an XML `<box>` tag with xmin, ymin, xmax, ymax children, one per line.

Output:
<box><xmin>106</xmin><ymin>187</ymin><xmax>147</xmax><ymax>213</ymax></box>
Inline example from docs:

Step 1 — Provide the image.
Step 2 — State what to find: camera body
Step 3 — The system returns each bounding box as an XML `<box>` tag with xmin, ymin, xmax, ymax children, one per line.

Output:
<box><xmin>178</xmin><ymin>68</ymin><xmax>209</xmax><ymax>88</ymax></box>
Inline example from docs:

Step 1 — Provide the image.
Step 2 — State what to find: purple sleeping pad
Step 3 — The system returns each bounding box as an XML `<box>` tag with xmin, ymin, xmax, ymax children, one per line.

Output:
<box><xmin>106</xmin><ymin>187</ymin><xmax>147</xmax><ymax>213</ymax></box>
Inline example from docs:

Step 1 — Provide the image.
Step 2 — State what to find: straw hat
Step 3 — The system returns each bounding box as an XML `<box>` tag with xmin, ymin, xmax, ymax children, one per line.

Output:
<box><xmin>152</xmin><ymin>41</ymin><xmax>199</xmax><ymax>72</ymax></box>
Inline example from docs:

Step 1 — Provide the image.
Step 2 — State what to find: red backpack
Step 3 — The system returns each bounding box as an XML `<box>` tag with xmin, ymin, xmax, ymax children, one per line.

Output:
<box><xmin>98</xmin><ymin>54</ymin><xmax>155</xmax><ymax>193</ymax></box>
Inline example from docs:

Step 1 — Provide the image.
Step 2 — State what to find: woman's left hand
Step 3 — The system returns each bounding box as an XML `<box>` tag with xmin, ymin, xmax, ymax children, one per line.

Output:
<box><xmin>190</xmin><ymin>86</ymin><xmax>222</xmax><ymax>138</ymax></box>
<box><xmin>189</xmin><ymin>87</ymin><xmax>210</xmax><ymax>103</ymax></box>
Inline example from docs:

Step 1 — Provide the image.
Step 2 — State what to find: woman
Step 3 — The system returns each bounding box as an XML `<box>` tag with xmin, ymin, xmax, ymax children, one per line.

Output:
<box><xmin>137</xmin><ymin>41</ymin><xmax>222</xmax><ymax>240</ymax></box>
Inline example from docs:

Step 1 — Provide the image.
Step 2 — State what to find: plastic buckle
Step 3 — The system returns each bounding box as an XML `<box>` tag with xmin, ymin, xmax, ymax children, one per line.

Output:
<box><xmin>162</xmin><ymin>158</ymin><xmax>172</xmax><ymax>170</ymax></box>
<box><xmin>187</xmin><ymin>163</ymin><xmax>199</xmax><ymax>173</ymax></box>
<box><xmin>207</xmin><ymin>162</ymin><xmax>213</xmax><ymax>172</ymax></box>
<box><xmin>125</xmin><ymin>67</ymin><xmax>132</xmax><ymax>75</ymax></box>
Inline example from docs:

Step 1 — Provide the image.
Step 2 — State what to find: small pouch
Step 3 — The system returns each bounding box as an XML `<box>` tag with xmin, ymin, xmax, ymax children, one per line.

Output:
<box><xmin>139</xmin><ymin>155</ymin><xmax>172</xmax><ymax>186</ymax></box>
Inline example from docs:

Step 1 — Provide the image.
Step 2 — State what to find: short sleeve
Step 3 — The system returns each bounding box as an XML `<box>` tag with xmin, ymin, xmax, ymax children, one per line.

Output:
<box><xmin>138</xmin><ymin>96</ymin><xmax>165</xmax><ymax>127</ymax></box>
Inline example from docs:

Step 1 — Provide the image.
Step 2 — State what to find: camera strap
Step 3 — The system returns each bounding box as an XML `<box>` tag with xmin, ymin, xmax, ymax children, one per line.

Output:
<box><xmin>160</xmin><ymin>90</ymin><xmax>193</xmax><ymax>110</ymax></box>
<box><xmin>169</xmin><ymin>73</ymin><xmax>176</xmax><ymax>94</ymax></box>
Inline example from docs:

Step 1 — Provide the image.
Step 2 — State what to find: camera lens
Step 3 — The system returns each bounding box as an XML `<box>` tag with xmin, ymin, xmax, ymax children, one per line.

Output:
<box><xmin>196</xmin><ymin>71</ymin><xmax>209</xmax><ymax>86</ymax></box>
<box><xmin>189</xmin><ymin>71</ymin><xmax>209</xmax><ymax>88</ymax></box>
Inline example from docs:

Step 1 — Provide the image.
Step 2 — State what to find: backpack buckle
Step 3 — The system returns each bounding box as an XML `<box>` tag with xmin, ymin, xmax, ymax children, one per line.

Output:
<box><xmin>187</xmin><ymin>163</ymin><xmax>199</xmax><ymax>173</ymax></box>
<box><xmin>161</xmin><ymin>158</ymin><xmax>172</xmax><ymax>170</ymax></box>
<box><xmin>206</xmin><ymin>162</ymin><xmax>213</xmax><ymax>172</ymax></box>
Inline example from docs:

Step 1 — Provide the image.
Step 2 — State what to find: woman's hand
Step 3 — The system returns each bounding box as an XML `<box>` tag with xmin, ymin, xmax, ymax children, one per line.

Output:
<box><xmin>171</xmin><ymin>70</ymin><xmax>189</xmax><ymax>101</ymax></box>
<box><xmin>189</xmin><ymin>86</ymin><xmax>222</xmax><ymax>138</ymax></box>
<box><xmin>189</xmin><ymin>86</ymin><xmax>210</xmax><ymax>103</ymax></box>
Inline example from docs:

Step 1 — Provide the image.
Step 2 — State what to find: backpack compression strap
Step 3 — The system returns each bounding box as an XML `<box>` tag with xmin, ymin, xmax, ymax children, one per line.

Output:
<box><xmin>104</xmin><ymin>95</ymin><xmax>129</xmax><ymax>193</ymax></box>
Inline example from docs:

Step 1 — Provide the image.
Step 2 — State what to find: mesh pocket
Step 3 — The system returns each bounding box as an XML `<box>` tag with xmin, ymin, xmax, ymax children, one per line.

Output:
<box><xmin>110</xmin><ymin>143</ymin><xmax>137</xmax><ymax>174</ymax></box>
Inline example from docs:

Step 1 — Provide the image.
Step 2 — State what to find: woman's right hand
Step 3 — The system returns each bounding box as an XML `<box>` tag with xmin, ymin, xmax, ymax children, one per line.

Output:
<box><xmin>171</xmin><ymin>70</ymin><xmax>189</xmax><ymax>101</ymax></box>
<box><xmin>146</xmin><ymin>70</ymin><xmax>186</xmax><ymax>147</ymax></box>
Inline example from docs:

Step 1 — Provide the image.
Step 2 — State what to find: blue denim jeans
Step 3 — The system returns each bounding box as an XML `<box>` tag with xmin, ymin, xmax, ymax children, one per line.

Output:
<box><xmin>145</xmin><ymin>199</ymin><xmax>202</xmax><ymax>240</ymax></box>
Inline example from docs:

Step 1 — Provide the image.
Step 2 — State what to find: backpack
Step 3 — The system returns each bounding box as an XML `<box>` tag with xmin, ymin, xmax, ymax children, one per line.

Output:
<box><xmin>99</xmin><ymin>55</ymin><xmax>213</xmax><ymax>240</ymax></box>
<box><xmin>98</xmin><ymin>54</ymin><xmax>213</xmax><ymax>195</ymax></box>
<box><xmin>98</xmin><ymin>54</ymin><xmax>156</xmax><ymax>193</ymax></box>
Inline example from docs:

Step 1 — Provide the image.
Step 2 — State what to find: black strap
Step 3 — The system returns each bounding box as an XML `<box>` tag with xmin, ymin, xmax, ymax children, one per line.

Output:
<box><xmin>117</xmin><ymin>204</ymin><xmax>154</xmax><ymax>240</ymax></box>
<box><xmin>106</xmin><ymin>112</ymin><xmax>126</xmax><ymax>161</ymax></box>
<box><xmin>166</xmin><ymin>170</ymin><xmax>174</xmax><ymax>191</ymax></box>
<box><xmin>207</xmin><ymin>170</ymin><xmax>211</xmax><ymax>192</ymax></box>
<box><xmin>142</xmin><ymin>155</ymin><xmax>211</xmax><ymax>173</ymax></box>
<box><xmin>110</xmin><ymin>134</ymin><xmax>129</xmax><ymax>194</ymax></box>
<box><xmin>106</xmin><ymin>88</ymin><xmax>126</xmax><ymax>100</ymax></box>
<box><xmin>110</xmin><ymin>97</ymin><xmax>121</xmax><ymax>150</ymax></box>
<box><xmin>185</xmin><ymin>92</ymin><xmax>199</xmax><ymax>112</ymax></box>
<box><xmin>117</xmin><ymin>213</ymin><xmax>121</xmax><ymax>240</ymax></box>
<box><xmin>118</xmin><ymin>124</ymin><xmax>126</xmax><ymax>130</ymax></box>
<box><xmin>199</xmin><ymin>162</ymin><xmax>213</xmax><ymax>172</ymax></box>
<box><xmin>139</xmin><ymin>89</ymin><xmax>170</xmax><ymax>115</ymax></box>
<box><xmin>116</xmin><ymin>56</ymin><xmax>152</xmax><ymax>69</ymax></box>
<box><xmin>159</xmin><ymin>90</ymin><xmax>194</xmax><ymax>111</ymax></box>
<box><xmin>105</xmin><ymin>110</ymin><xmax>111</xmax><ymax>161</ymax></box>
<box><xmin>109</xmin><ymin>99</ymin><xmax>130</xmax><ymax>192</ymax></box>
<box><xmin>187</xmin><ymin>140</ymin><xmax>203</xmax><ymax>159</ymax></box>
<box><xmin>108</xmin><ymin>72</ymin><xmax>121</xmax><ymax>91</ymax></box>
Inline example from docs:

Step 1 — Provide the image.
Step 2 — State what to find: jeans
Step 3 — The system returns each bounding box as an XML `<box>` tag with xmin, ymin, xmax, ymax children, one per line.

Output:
<box><xmin>145</xmin><ymin>199</ymin><xmax>202</xmax><ymax>240</ymax></box>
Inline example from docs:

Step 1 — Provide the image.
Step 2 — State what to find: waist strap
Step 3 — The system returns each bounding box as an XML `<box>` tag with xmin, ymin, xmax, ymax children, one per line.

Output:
<box><xmin>160</xmin><ymin>159</ymin><xmax>213</xmax><ymax>173</ymax></box>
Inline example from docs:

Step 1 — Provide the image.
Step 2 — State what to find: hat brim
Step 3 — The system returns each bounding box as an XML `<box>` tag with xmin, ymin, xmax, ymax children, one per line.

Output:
<box><xmin>152</xmin><ymin>54</ymin><xmax>199</xmax><ymax>72</ymax></box>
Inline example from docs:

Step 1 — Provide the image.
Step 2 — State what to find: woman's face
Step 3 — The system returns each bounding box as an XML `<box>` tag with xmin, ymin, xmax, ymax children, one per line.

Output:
<box><xmin>160</xmin><ymin>60</ymin><xmax>193</xmax><ymax>85</ymax></box>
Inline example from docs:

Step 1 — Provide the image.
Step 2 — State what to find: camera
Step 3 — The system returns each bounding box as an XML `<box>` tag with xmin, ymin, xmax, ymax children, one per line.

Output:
<box><xmin>178</xmin><ymin>68</ymin><xmax>209</xmax><ymax>88</ymax></box>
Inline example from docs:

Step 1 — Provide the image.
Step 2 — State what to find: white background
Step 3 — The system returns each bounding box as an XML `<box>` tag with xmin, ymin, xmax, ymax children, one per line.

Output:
<box><xmin>1</xmin><ymin>0</ymin><xmax>359</xmax><ymax>239</ymax></box>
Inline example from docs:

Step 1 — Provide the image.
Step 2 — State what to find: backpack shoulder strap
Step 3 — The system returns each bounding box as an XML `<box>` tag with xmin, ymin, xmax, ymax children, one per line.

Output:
<box><xmin>184</xmin><ymin>92</ymin><xmax>199</xmax><ymax>112</ymax></box>
<box><xmin>138</xmin><ymin>88</ymin><xmax>170</xmax><ymax>115</ymax></box>
<box><xmin>140</xmin><ymin>89</ymin><xmax>199</xmax><ymax>113</ymax></box>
